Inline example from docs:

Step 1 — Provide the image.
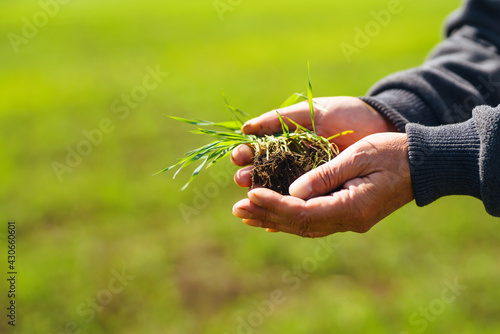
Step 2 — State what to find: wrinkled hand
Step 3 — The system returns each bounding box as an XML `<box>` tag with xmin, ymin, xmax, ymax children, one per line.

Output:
<box><xmin>230</xmin><ymin>96</ymin><xmax>397</xmax><ymax>188</ymax></box>
<box><xmin>235</xmin><ymin>96</ymin><xmax>396</xmax><ymax>153</ymax></box>
<box><xmin>232</xmin><ymin>132</ymin><xmax>414</xmax><ymax>238</ymax></box>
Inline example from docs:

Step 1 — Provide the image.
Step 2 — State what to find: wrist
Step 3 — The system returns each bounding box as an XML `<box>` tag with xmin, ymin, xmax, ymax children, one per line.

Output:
<box><xmin>358</xmin><ymin>99</ymin><xmax>398</xmax><ymax>132</ymax></box>
<box><xmin>360</xmin><ymin>89</ymin><xmax>439</xmax><ymax>131</ymax></box>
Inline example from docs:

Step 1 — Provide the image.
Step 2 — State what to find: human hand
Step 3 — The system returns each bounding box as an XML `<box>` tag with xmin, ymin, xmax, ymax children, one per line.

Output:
<box><xmin>232</xmin><ymin>133</ymin><xmax>414</xmax><ymax>238</ymax></box>
<box><xmin>230</xmin><ymin>96</ymin><xmax>397</xmax><ymax>188</ymax></box>
<box><xmin>237</xmin><ymin>96</ymin><xmax>396</xmax><ymax>153</ymax></box>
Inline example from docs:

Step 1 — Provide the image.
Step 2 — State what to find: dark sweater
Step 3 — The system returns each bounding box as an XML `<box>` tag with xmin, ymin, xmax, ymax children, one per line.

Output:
<box><xmin>360</xmin><ymin>0</ymin><xmax>500</xmax><ymax>216</ymax></box>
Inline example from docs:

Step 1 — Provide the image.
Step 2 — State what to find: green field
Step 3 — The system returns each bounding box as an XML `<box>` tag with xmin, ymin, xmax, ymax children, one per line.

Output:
<box><xmin>2</xmin><ymin>0</ymin><xmax>500</xmax><ymax>333</ymax></box>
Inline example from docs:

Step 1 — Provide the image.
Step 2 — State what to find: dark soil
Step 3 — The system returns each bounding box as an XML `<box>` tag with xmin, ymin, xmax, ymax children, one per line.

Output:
<box><xmin>251</xmin><ymin>148</ymin><xmax>331</xmax><ymax>195</ymax></box>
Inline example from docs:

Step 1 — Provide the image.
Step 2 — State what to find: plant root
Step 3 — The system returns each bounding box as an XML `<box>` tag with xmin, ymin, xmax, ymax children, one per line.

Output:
<box><xmin>251</xmin><ymin>146</ymin><xmax>331</xmax><ymax>195</ymax></box>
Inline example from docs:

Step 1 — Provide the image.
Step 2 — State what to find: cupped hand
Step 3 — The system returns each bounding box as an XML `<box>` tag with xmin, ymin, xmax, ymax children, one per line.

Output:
<box><xmin>230</xmin><ymin>96</ymin><xmax>397</xmax><ymax>188</ymax></box>
<box><xmin>232</xmin><ymin>133</ymin><xmax>414</xmax><ymax>238</ymax></box>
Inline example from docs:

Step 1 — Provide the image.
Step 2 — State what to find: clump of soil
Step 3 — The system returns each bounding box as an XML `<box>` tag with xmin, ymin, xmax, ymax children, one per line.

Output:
<box><xmin>251</xmin><ymin>145</ymin><xmax>331</xmax><ymax>195</ymax></box>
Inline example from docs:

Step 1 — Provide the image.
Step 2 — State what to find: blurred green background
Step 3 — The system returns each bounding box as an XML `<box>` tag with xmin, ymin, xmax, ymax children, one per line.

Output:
<box><xmin>1</xmin><ymin>0</ymin><xmax>499</xmax><ymax>333</ymax></box>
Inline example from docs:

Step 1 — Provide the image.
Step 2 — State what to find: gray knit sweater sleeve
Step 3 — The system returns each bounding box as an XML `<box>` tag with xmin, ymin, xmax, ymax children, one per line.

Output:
<box><xmin>360</xmin><ymin>0</ymin><xmax>500</xmax><ymax>216</ymax></box>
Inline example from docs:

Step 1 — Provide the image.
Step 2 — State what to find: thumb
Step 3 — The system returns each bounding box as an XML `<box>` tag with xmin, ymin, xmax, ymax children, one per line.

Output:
<box><xmin>289</xmin><ymin>146</ymin><xmax>368</xmax><ymax>199</ymax></box>
<box><xmin>242</xmin><ymin>101</ymin><xmax>314</xmax><ymax>136</ymax></box>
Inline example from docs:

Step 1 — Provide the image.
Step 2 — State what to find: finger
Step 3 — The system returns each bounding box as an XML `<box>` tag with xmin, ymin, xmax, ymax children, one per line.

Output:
<box><xmin>240</xmin><ymin>188</ymin><xmax>373</xmax><ymax>236</ymax></box>
<box><xmin>230</xmin><ymin>144</ymin><xmax>254</xmax><ymax>166</ymax></box>
<box><xmin>249</xmin><ymin>187</ymin><xmax>368</xmax><ymax>233</ymax></box>
<box><xmin>245</xmin><ymin>188</ymin><xmax>336</xmax><ymax>235</ymax></box>
<box><xmin>242</xmin><ymin>219</ymin><xmax>263</xmax><ymax>227</ymax></box>
<box><xmin>234</xmin><ymin>166</ymin><xmax>253</xmax><ymax>188</ymax></box>
<box><xmin>244</xmin><ymin>219</ymin><xmax>334</xmax><ymax>238</ymax></box>
<box><xmin>247</xmin><ymin>188</ymin><xmax>305</xmax><ymax>220</ymax></box>
<box><xmin>289</xmin><ymin>142</ymin><xmax>373</xmax><ymax>200</ymax></box>
<box><xmin>266</xmin><ymin>228</ymin><xmax>280</xmax><ymax>233</ymax></box>
<box><xmin>242</xmin><ymin>101</ymin><xmax>315</xmax><ymax>136</ymax></box>
<box><xmin>233</xmin><ymin>193</ymin><xmax>292</xmax><ymax>224</ymax></box>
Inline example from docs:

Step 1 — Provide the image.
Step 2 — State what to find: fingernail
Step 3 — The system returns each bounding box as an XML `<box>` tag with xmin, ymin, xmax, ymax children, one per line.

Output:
<box><xmin>247</xmin><ymin>189</ymin><xmax>263</xmax><ymax>206</ymax></box>
<box><xmin>242</xmin><ymin>121</ymin><xmax>252</xmax><ymax>133</ymax></box>
<box><xmin>233</xmin><ymin>207</ymin><xmax>252</xmax><ymax>219</ymax></box>
<box><xmin>243</xmin><ymin>219</ymin><xmax>262</xmax><ymax>227</ymax></box>
<box><xmin>289</xmin><ymin>176</ymin><xmax>312</xmax><ymax>199</ymax></box>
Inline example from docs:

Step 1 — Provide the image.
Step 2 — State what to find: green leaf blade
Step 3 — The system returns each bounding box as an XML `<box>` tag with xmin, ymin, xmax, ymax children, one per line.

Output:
<box><xmin>181</xmin><ymin>156</ymin><xmax>209</xmax><ymax>191</ymax></box>
<box><xmin>279</xmin><ymin>92</ymin><xmax>307</xmax><ymax>108</ymax></box>
<box><xmin>307</xmin><ymin>61</ymin><xmax>316</xmax><ymax>134</ymax></box>
<box><xmin>276</xmin><ymin>111</ymin><xmax>290</xmax><ymax>138</ymax></box>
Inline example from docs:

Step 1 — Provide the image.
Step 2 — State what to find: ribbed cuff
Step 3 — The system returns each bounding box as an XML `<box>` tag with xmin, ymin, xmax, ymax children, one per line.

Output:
<box><xmin>406</xmin><ymin>119</ymin><xmax>481</xmax><ymax>207</ymax></box>
<box><xmin>473</xmin><ymin>105</ymin><xmax>500</xmax><ymax>216</ymax></box>
<box><xmin>360</xmin><ymin>89</ymin><xmax>440</xmax><ymax>132</ymax></box>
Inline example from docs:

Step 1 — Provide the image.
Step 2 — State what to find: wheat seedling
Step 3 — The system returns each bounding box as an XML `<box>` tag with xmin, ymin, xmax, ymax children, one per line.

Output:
<box><xmin>156</xmin><ymin>66</ymin><xmax>352</xmax><ymax>193</ymax></box>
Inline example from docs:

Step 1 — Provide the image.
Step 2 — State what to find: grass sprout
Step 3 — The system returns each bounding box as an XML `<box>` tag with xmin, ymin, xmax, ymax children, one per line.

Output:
<box><xmin>156</xmin><ymin>65</ymin><xmax>352</xmax><ymax>190</ymax></box>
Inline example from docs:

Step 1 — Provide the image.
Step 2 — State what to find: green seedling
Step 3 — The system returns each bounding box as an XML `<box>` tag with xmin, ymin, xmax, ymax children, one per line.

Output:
<box><xmin>156</xmin><ymin>66</ymin><xmax>352</xmax><ymax>194</ymax></box>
